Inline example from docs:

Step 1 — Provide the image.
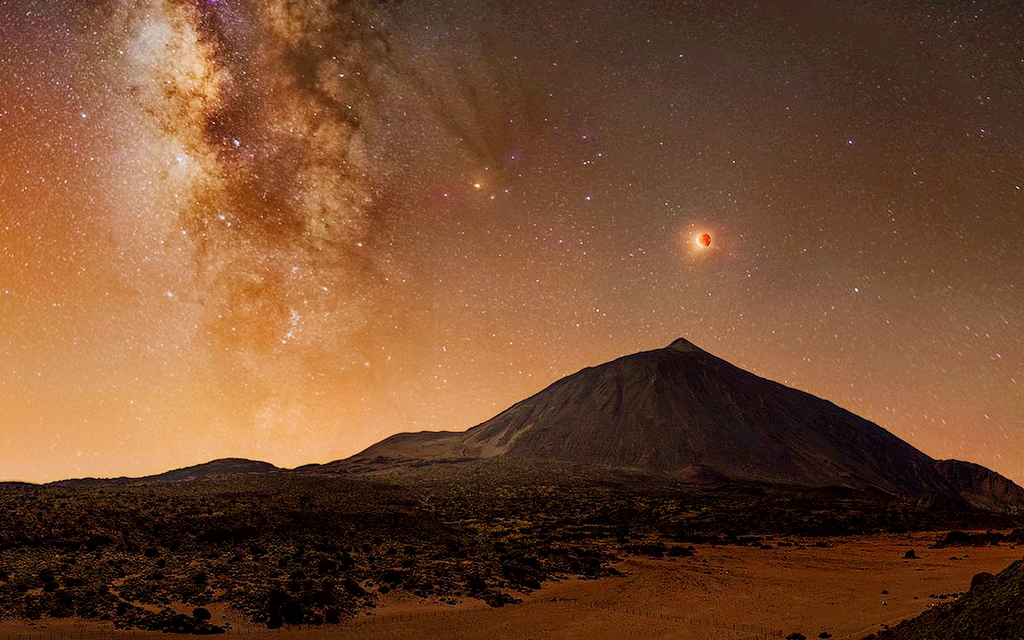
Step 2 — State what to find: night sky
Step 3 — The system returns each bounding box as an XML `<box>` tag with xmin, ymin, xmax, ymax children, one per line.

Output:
<box><xmin>2</xmin><ymin>0</ymin><xmax>1022</xmax><ymax>484</ymax></box>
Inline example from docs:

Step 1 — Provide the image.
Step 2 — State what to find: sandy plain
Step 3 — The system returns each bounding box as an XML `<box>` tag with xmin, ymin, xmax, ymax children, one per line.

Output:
<box><xmin>2</xmin><ymin>532</ymin><xmax>1019</xmax><ymax>640</ymax></box>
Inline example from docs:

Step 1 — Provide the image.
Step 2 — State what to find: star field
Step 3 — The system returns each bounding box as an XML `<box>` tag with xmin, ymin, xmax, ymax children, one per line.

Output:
<box><xmin>1</xmin><ymin>0</ymin><xmax>1022</xmax><ymax>483</ymax></box>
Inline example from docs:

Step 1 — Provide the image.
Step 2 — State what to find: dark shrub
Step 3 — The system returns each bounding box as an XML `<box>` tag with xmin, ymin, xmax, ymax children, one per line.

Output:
<box><xmin>382</xmin><ymin>568</ymin><xmax>408</xmax><ymax>586</ymax></box>
<box><xmin>281</xmin><ymin>599</ymin><xmax>304</xmax><ymax>625</ymax></box>
<box><xmin>264</xmin><ymin>588</ymin><xmax>288</xmax><ymax>628</ymax></box>
<box><xmin>339</xmin><ymin>551</ymin><xmax>354</xmax><ymax>570</ymax></box>
<box><xmin>267</xmin><ymin>611</ymin><xmax>283</xmax><ymax>629</ymax></box>
<box><xmin>970</xmin><ymin>571</ymin><xmax>994</xmax><ymax>591</ymax></box>
<box><xmin>501</xmin><ymin>560</ymin><xmax>542</xmax><ymax>590</ymax></box>
<box><xmin>24</xmin><ymin>596</ymin><xmax>42</xmax><ymax>620</ymax></box>
<box><xmin>484</xmin><ymin>591</ymin><xmax>521</xmax><ymax>608</ymax></box>
<box><xmin>342</xmin><ymin>577</ymin><xmax>366</xmax><ymax>597</ymax></box>
<box><xmin>937</xmin><ymin>531</ymin><xmax>973</xmax><ymax>547</ymax></box>
<box><xmin>267</xmin><ymin>588</ymin><xmax>289</xmax><ymax>608</ymax></box>
<box><xmin>53</xmin><ymin>589</ymin><xmax>74</xmax><ymax>616</ymax></box>
<box><xmin>317</xmin><ymin>558</ymin><xmax>337</xmax><ymax>574</ymax></box>
<box><xmin>625</xmin><ymin>542</ymin><xmax>665</xmax><ymax>558</ymax></box>
<box><xmin>193</xmin><ymin>607</ymin><xmax>212</xmax><ymax>621</ymax></box>
<box><xmin>465</xmin><ymin>575</ymin><xmax>488</xmax><ymax>595</ymax></box>
<box><xmin>85</xmin><ymin>534</ymin><xmax>113</xmax><ymax>551</ymax></box>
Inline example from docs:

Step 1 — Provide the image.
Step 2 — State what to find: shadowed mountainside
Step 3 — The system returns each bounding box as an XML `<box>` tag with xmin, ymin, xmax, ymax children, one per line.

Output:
<box><xmin>933</xmin><ymin>459</ymin><xmax>1024</xmax><ymax>514</ymax></box>
<box><xmin>341</xmin><ymin>338</ymin><xmax>1023</xmax><ymax>511</ymax></box>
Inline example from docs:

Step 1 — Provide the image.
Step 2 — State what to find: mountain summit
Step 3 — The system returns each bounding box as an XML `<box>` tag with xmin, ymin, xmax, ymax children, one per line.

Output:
<box><xmin>345</xmin><ymin>339</ymin><xmax>1021</xmax><ymax>509</ymax></box>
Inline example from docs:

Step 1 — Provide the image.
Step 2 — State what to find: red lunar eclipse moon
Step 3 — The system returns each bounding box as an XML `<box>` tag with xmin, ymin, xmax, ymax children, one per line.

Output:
<box><xmin>696</xmin><ymin>232</ymin><xmax>711</xmax><ymax>248</ymax></box>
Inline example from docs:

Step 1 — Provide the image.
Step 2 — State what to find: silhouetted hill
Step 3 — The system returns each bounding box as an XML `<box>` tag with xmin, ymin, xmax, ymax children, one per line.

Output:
<box><xmin>52</xmin><ymin>458</ymin><xmax>280</xmax><ymax>487</ymax></box>
<box><xmin>141</xmin><ymin>458</ymin><xmax>279</xmax><ymax>483</ymax></box>
<box><xmin>869</xmin><ymin>558</ymin><xmax>1024</xmax><ymax>640</ymax></box>
<box><xmin>0</xmin><ymin>481</ymin><xmax>38</xmax><ymax>491</ymax></box>
<box><xmin>343</xmin><ymin>339</ymin><xmax>1023</xmax><ymax>510</ymax></box>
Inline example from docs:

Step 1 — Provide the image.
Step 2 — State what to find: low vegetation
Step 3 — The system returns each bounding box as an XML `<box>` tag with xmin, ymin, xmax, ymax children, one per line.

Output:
<box><xmin>0</xmin><ymin>460</ymin><xmax>1018</xmax><ymax>633</ymax></box>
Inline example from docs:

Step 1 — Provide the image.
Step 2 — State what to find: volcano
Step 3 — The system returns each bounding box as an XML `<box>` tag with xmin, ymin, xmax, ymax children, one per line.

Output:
<box><xmin>344</xmin><ymin>338</ymin><xmax>1022</xmax><ymax>509</ymax></box>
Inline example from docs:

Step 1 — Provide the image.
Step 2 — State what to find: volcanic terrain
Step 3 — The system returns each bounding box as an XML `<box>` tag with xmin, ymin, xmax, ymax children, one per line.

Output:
<box><xmin>342</xmin><ymin>338</ymin><xmax>1022</xmax><ymax>512</ymax></box>
<box><xmin>1</xmin><ymin>339</ymin><xmax>1022</xmax><ymax>636</ymax></box>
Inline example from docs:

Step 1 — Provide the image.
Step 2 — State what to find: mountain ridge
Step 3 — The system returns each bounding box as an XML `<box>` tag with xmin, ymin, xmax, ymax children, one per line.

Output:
<box><xmin>341</xmin><ymin>338</ymin><xmax>1023</xmax><ymax>512</ymax></box>
<box><xmin>9</xmin><ymin>340</ymin><xmax>1021</xmax><ymax>515</ymax></box>
<box><xmin>933</xmin><ymin>459</ymin><xmax>1024</xmax><ymax>514</ymax></box>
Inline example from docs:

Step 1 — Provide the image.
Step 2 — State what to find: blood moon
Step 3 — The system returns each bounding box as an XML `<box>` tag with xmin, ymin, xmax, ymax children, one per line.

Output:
<box><xmin>695</xmin><ymin>232</ymin><xmax>712</xmax><ymax>248</ymax></box>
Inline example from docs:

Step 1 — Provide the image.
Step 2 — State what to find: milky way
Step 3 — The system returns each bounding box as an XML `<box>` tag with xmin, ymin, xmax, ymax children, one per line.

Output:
<box><xmin>101</xmin><ymin>0</ymin><xmax>399</xmax><ymax>364</ymax></box>
<box><xmin>2</xmin><ymin>0</ymin><xmax>1022</xmax><ymax>483</ymax></box>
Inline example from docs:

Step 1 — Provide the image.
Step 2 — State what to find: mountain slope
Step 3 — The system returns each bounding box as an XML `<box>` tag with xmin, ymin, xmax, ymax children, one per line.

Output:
<box><xmin>934</xmin><ymin>459</ymin><xmax>1024</xmax><ymax>514</ymax></box>
<box><xmin>345</xmin><ymin>339</ymin><xmax>1019</xmax><ymax>507</ymax></box>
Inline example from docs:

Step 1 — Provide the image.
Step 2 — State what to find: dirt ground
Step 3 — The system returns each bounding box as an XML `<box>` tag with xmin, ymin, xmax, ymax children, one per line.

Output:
<box><xmin>2</xmin><ymin>532</ymin><xmax>1020</xmax><ymax>640</ymax></box>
